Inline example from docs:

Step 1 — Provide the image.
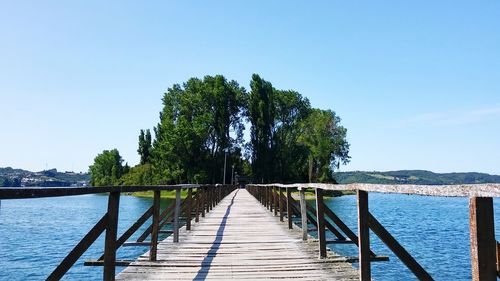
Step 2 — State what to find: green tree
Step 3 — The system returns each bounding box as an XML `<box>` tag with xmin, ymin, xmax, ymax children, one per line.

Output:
<box><xmin>151</xmin><ymin>75</ymin><xmax>246</xmax><ymax>184</ymax></box>
<box><xmin>138</xmin><ymin>129</ymin><xmax>152</xmax><ymax>164</ymax></box>
<box><xmin>89</xmin><ymin>149</ymin><xmax>125</xmax><ymax>186</ymax></box>
<box><xmin>298</xmin><ymin>109</ymin><xmax>350</xmax><ymax>182</ymax></box>
<box><xmin>246</xmin><ymin>74</ymin><xmax>275</xmax><ymax>183</ymax></box>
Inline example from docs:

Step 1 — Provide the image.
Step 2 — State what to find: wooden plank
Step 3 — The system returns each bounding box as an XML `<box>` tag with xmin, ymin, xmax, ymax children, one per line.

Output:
<box><xmin>116</xmin><ymin>189</ymin><xmax>358</xmax><ymax>281</ymax></box>
<box><xmin>104</xmin><ymin>191</ymin><xmax>120</xmax><ymax>281</ymax></box>
<box><xmin>173</xmin><ymin>188</ymin><xmax>181</xmax><ymax>243</ymax></box>
<box><xmin>299</xmin><ymin>189</ymin><xmax>308</xmax><ymax>241</ymax></box>
<box><xmin>357</xmin><ymin>190</ymin><xmax>370</xmax><ymax>281</ymax></box>
<box><xmin>47</xmin><ymin>214</ymin><xmax>107</xmax><ymax>280</ymax></box>
<box><xmin>469</xmin><ymin>197</ymin><xmax>496</xmax><ymax>281</ymax></box>
<box><xmin>315</xmin><ymin>188</ymin><xmax>327</xmax><ymax>258</ymax></box>
<box><xmin>150</xmin><ymin>190</ymin><xmax>161</xmax><ymax>261</ymax></box>
<box><xmin>85</xmin><ymin>260</ymin><xmax>133</xmax><ymax>266</ymax></box>
<box><xmin>369</xmin><ymin>212</ymin><xmax>432</xmax><ymax>280</ymax></box>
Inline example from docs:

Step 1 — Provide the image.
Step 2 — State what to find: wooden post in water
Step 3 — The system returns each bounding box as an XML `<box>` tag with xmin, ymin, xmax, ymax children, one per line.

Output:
<box><xmin>173</xmin><ymin>188</ymin><xmax>181</xmax><ymax>243</ymax></box>
<box><xmin>299</xmin><ymin>189</ymin><xmax>308</xmax><ymax>241</ymax></box>
<box><xmin>104</xmin><ymin>191</ymin><xmax>120</xmax><ymax>281</ymax></box>
<box><xmin>357</xmin><ymin>190</ymin><xmax>371</xmax><ymax>281</ymax></box>
<box><xmin>469</xmin><ymin>197</ymin><xmax>496</xmax><ymax>281</ymax></box>
<box><xmin>186</xmin><ymin>189</ymin><xmax>192</xmax><ymax>230</ymax></box>
<box><xmin>150</xmin><ymin>190</ymin><xmax>160</xmax><ymax>261</ymax></box>
<box><xmin>286</xmin><ymin>188</ymin><xmax>293</xmax><ymax>229</ymax></box>
<box><xmin>315</xmin><ymin>188</ymin><xmax>327</xmax><ymax>258</ymax></box>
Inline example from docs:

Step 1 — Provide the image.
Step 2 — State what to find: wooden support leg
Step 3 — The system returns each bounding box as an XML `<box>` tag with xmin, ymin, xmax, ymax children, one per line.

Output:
<box><xmin>315</xmin><ymin>189</ymin><xmax>327</xmax><ymax>258</ymax></box>
<box><xmin>470</xmin><ymin>197</ymin><xmax>496</xmax><ymax>281</ymax></box>
<box><xmin>357</xmin><ymin>190</ymin><xmax>371</xmax><ymax>281</ymax></box>
<box><xmin>300</xmin><ymin>189</ymin><xmax>308</xmax><ymax>241</ymax></box>
<box><xmin>286</xmin><ymin>188</ymin><xmax>293</xmax><ymax>229</ymax></box>
<box><xmin>104</xmin><ymin>191</ymin><xmax>120</xmax><ymax>281</ymax></box>
<box><xmin>173</xmin><ymin>188</ymin><xmax>181</xmax><ymax>243</ymax></box>
<box><xmin>150</xmin><ymin>190</ymin><xmax>160</xmax><ymax>261</ymax></box>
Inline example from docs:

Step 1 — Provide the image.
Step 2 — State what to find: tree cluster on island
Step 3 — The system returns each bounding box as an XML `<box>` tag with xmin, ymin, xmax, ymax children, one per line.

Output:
<box><xmin>89</xmin><ymin>74</ymin><xmax>351</xmax><ymax>186</ymax></box>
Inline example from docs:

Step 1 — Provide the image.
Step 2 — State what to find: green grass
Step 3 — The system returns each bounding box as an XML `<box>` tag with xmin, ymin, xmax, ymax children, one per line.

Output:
<box><xmin>129</xmin><ymin>189</ymin><xmax>190</xmax><ymax>199</ymax></box>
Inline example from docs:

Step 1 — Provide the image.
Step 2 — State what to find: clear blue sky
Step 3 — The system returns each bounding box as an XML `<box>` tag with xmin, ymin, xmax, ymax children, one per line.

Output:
<box><xmin>1</xmin><ymin>1</ymin><xmax>499</xmax><ymax>174</ymax></box>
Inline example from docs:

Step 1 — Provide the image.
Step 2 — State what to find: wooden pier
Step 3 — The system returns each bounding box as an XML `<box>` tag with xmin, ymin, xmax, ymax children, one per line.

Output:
<box><xmin>2</xmin><ymin>182</ymin><xmax>500</xmax><ymax>280</ymax></box>
<box><xmin>116</xmin><ymin>189</ymin><xmax>358</xmax><ymax>280</ymax></box>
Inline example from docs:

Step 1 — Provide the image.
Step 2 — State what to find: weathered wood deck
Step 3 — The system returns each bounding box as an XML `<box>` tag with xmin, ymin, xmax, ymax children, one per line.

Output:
<box><xmin>116</xmin><ymin>189</ymin><xmax>358</xmax><ymax>280</ymax></box>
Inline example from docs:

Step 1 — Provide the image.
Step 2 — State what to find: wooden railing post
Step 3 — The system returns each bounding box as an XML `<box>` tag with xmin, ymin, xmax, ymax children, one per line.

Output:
<box><xmin>279</xmin><ymin>187</ymin><xmax>284</xmax><ymax>222</ymax></box>
<box><xmin>273</xmin><ymin>187</ymin><xmax>278</xmax><ymax>216</ymax></box>
<box><xmin>201</xmin><ymin>187</ymin><xmax>206</xmax><ymax>218</ymax></box>
<box><xmin>186</xmin><ymin>188</ymin><xmax>192</xmax><ymax>230</ymax></box>
<box><xmin>470</xmin><ymin>197</ymin><xmax>496</xmax><ymax>281</ymax></box>
<box><xmin>357</xmin><ymin>190</ymin><xmax>371</xmax><ymax>281</ymax></box>
<box><xmin>103</xmin><ymin>191</ymin><xmax>120</xmax><ymax>281</ymax></box>
<box><xmin>286</xmin><ymin>188</ymin><xmax>293</xmax><ymax>229</ymax></box>
<box><xmin>149</xmin><ymin>190</ymin><xmax>161</xmax><ymax>261</ymax></box>
<box><xmin>299</xmin><ymin>189</ymin><xmax>308</xmax><ymax>241</ymax></box>
<box><xmin>195</xmin><ymin>188</ymin><xmax>200</xmax><ymax>223</ymax></box>
<box><xmin>173</xmin><ymin>188</ymin><xmax>181</xmax><ymax>243</ymax></box>
<box><xmin>315</xmin><ymin>188</ymin><xmax>327</xmax><ymax>258</ymax></box>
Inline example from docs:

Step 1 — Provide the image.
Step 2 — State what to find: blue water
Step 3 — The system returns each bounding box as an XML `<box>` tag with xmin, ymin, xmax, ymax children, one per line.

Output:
<box><xmin>1</xmin><ymin>193</ymin><xmax>499</xmax><ymax>280</ymax></box>
<box><xmin>322</xmin><ymin>194</ymin><xmax>500</xmax><ymax>280</ymax></box>
<box><xmin>0</xmin><ymin>194</ymin><xmax>172</xmax><ymax>281</ymax></box>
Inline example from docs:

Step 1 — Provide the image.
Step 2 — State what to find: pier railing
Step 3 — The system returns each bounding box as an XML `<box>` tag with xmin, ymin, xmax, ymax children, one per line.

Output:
<box><xmin>0</xmin><ymin>184</ymin><xmax>236</xmax><ymax>281</ymax></box>
<box><xmin>247</xmin><ymin>183</ymin><xmax>500</xmax><ymax>281</ymax></box>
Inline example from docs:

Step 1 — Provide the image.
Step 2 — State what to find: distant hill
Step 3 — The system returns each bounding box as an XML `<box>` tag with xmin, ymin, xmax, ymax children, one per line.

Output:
<box><xmin>0</xmin><ymin>167</ymin><xmax>90</xmax><ymax>187</ymax></box>
<box><xmin>335</xmin><ymin>170</ymin><xmax>500</xmax><ymax>185</ymax></box>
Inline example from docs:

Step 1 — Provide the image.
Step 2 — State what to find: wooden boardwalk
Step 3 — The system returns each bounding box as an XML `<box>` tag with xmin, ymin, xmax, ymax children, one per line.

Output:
<box><xmin>116</xmin><ymin>189</ymin><xmax>358</xmax><ymax>280</ymax></box>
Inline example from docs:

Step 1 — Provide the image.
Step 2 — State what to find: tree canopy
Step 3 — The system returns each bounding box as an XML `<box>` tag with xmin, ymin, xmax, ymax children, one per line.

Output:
<box><xmin>89</xmin><ymin>74</ymin><xmax>350</xmax><ymax>186</ymax></box>
<box><xmin>89</xmin><ymin>149</ymin><xmax>125</xmax><ymax>186</ymax></box>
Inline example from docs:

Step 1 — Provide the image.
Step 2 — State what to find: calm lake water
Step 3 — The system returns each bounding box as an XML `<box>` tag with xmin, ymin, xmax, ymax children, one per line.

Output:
<box><xmin>0</xmin><ymin>191</ymin><xmax>499</xmax><ymax>280</ymax></box>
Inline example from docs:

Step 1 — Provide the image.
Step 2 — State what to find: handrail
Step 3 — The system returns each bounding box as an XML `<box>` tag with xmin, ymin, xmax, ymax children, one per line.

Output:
<box><xmin>0</xmin><ymin>184</ymin><xmax>207</xmax><ymax>199</ymax></box>
<box><xmin>248</xmin><ymin>182</ymin><xmax>500</xmax><ymax>197</ymax></box>
<box><xmin>247</xmin><ymin>183</ymin><xmax>499</xmax><ymax>281</ymax></box>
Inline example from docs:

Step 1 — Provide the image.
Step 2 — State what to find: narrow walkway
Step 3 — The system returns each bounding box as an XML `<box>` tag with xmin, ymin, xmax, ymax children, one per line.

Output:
<box><xmin>116</xmin><ymin>189</ymin><xmax>358</xmax><ymax>280</ymax></box>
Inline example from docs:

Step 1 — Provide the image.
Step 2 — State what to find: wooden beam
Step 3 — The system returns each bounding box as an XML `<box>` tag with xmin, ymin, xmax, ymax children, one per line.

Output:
<box><xmin>470</xmin><ymin>197</ymin><xmax>496</xmax><ymax>281</ymax></box>
<box><xmin>369</xmin><ymin>212</ymin><xmax>432</xmax><ymax>280</ymax></box>
<box><xmin>150</xmin><ymin>190</ymin><xmax>160</xmax><ymax>261</ymax></box>
<box><xmin>103</xmin><ymin>191</ymin><xmax>120</xmax><ymax>281</ymax></box>
<box><xmin>315</xmin><ymin>188</ymin><xmax>327</xmax><ymax>258</ymax></box>
<box><xmin>98</xmin><ymin>205</ymin><xmax>153</xmax><ymax>261</ymax></box>
<box><xmin>299</xmin><ymin>189</ymin><xmax>308</xmax><ymax>241</ymax></box>
<box><xmin>173</xmin><ymin>188</ymin><xmax>181</xmax><ymax>243</ymax></box>
<box><xmin>47</xmin><ymin>214</ymin><xmax>107</xmax><ymax>280</ymax></box>
<box><xmin>286</xmin><ymin>188</ymin><xmax>293</xmax><ymax>229</ymax></box>
<box><xmin>84</xmin><ymin>260</ymin><xmax>132</xmax><ymax>266</ymax></box>
<box><xmin>357</xmin><ymin>190</ymin><xmax>370</xmax><ymax>281</ymax></box>
<box><xmin>323</xmin><ymin>204</ymin><xmax>377</xmax><ymax>257</ymax></box>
